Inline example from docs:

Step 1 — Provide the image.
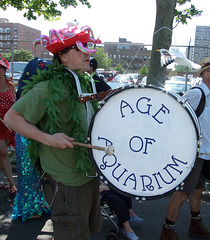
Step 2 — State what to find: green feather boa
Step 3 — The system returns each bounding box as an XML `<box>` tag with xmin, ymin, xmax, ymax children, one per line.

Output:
<box><xmin>22</xmin><ymin>61</ymin><xmax>98</xmax><ymax>176</ymax></box>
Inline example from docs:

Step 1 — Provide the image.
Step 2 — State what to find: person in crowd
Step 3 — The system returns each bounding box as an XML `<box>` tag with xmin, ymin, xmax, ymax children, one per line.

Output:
<box><xmin>100</xmin><ymin>182</ymin><xmax>143</xmax><ymax>240</ymax></box>
<box><xmin>88</xmin><ymin>57</ymin><xmax>111</xmax><ymax>93</ymax></box>
<box><xmin>12</xmin><ymin>57</ymin><xmax>51</xmax><ymax>221</ymax></box>
<box><xmin>0</xmin><ymin>54</ymin><xmax>17</xmax><ymax>196</ymax></box>
<box><xmin>160</xmin><ymin>56</ymin><xmax>210</xmax><ymax>240</ymax></box>
<box><xmin>4</xmin><ymin>22</ymin><xmax>108</xmax><ymax>240</ymax></box>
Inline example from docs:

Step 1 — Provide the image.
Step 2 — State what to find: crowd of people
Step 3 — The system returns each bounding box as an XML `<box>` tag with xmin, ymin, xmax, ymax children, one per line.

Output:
<box><xmin>1</xmin><ymin>20</ymin><xmax>210</xmax><ymax>240</ymax></box>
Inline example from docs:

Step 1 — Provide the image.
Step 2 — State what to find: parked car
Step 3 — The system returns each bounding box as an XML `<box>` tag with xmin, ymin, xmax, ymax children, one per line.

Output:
<box><xmin>125</xmin><ymin>73</ymin><xmax>141</xmax><ymax>85</ymax></box>
<box><xmin>107</xmin><ymin>74</ymin><xmax>133</xmax><ymax>89</ymax></box>
<box><xmin>165</xmin><ymin>80</ymin><xmax>192</xmax><ymax>95</ymax></box>
<box><xmin>6</xmin><ymin>62</ymin><xmax>28</xmax><ymax>89</ymax></box>
<box><xmin>170</xmin><ymin>76</ymin><xmax>190</xmax><ymax>82</ymax></box>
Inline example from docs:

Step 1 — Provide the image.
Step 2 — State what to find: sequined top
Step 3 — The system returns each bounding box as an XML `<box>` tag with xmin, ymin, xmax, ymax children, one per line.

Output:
<box><xmin>0</xmin><ymin>78</ymin><xmax>15</xmax><ymax>146</ymax></box>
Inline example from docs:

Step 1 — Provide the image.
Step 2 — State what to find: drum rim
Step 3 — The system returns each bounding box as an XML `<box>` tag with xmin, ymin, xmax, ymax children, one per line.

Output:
<box><xmin>88</xmin><ymin>85</ymin><xmax>200</xmax><ymax>200</ymax></box>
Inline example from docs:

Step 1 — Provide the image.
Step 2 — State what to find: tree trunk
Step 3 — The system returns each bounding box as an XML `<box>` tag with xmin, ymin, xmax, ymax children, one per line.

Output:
<box><xmin>147</xmin><ymin>0</ymin><xmax>177</xmax><ymax>87</ymax></box>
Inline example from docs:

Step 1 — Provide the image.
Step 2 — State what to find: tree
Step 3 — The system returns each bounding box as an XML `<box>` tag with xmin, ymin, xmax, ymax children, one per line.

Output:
<box><xmin>2</xmin><ymin>49</ymin><xmax>34</xmax><ymax>62</ymax></box>
<box><xmin>0</xmin><ymin>0</ymin><xmax>91</xmax><ymax>21</ymax></box>
<box><xmin>175</xmin><ymin>64</ymin><xmax>192</xmax><ymax>72</ymax></box>
<box><xmin>147</xmin><ymin>0</ymin><xmax>202</xmax><ymax>87</ymax></box>
<box><xmin>91</xmin><ymin>48</ymin><xmax>112</xmax><ymax>70</ymax></box>
<box><xmin>139</xmin><ymin>65</ymin><xmax>149</xmax><ymax>78</ymax></box>
<box><xmin>114</xmin><ymin>64</ymin><xmax>124</xmax><ymax>74</ymax></box>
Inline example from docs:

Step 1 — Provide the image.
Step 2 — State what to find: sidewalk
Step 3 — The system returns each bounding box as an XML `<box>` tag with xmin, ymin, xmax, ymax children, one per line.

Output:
<box><xmin>1</xmin><ymin>165</ymin><xmax>210</xmax><ymax>240</ymax></box>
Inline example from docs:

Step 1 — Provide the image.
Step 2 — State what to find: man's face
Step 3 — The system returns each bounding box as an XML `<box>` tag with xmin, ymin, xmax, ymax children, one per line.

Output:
<box><xmin>60</xmin><ymin>46</ymin><xmax>90</xmax><ymax>73</ymax></box>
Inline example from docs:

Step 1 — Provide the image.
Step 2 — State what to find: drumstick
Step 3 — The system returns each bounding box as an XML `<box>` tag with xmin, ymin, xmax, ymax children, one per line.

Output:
<box><xmin>71</xmin><ymin>142</ymin><xmax>115</xmax><ymax>155</ymax></box>
<box><xmin>199</xmin><ymin>153</ymin><xmax>210</xmax><ymax>155</ymax></box>
<box><xmin>0</xmin><ymin>117</ymin><xmax>12</xmax><ymax>131</ymax></box>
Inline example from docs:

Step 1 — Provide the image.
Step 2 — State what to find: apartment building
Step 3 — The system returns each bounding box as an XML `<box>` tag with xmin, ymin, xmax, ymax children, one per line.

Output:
<box><xmin>0</xmin><ymin>18</ymin><xmax>49</xmax><ymax>58</ymax></box>
<box><xmin>194</xmin><ymin>25</ymin><xmax>210</xmax><ymax>64</ymax></box>
<box><xmin>104</xmin><ymin>38</ymin><xmax>151</xmax><ymax>73</ymax></box>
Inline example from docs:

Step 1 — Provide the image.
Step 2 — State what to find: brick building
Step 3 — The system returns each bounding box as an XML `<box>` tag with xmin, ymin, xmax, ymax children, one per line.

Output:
<box><xmin>0</xmin><ymin>18</ymin><xmax>50</xmax><ymax>59</ymax></box>
<box><xmin>104</xmin><ymin>38</ymin><xmax>151</xmax><ymax>73</ymax></box>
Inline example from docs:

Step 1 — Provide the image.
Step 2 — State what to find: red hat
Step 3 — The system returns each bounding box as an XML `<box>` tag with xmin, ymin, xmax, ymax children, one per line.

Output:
<box><xmin>33</xmin><ymin>21</ymin><xmax>101</xmax><ymax>55</ymax></box>
<box><xmin>0</xmin><ymin>54</ymin><xmax>9</xmax><ymax>70</ymax></box>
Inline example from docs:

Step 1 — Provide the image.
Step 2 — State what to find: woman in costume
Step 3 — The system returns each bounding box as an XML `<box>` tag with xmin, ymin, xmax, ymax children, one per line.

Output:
<box><xmin>12</xmin><ymin>58</ymin><xmax>51</xmax><ymax>221</ymax></box>
<box><xmin>0</xmin><ymin>54</ymin><xmax>17</xmax><ymax>195</ymax></box>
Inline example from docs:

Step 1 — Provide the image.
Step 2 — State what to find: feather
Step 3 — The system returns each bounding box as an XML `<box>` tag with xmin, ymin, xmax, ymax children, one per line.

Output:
<box><xmin>157</xmin><ymin>47</ymin><xmax>201</xmax><ymax>70</ymax></box>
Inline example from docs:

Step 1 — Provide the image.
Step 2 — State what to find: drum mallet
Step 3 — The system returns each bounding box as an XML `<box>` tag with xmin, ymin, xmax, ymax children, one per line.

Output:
<box><xmin>71</xmin><ymin>142</ymin><xmax>115</xmax><ymax>155</ymax></box>
<box><xmin>199</xmin><ymin>153</ymin><xmax>210</xmax><ymax>155</ymax></box>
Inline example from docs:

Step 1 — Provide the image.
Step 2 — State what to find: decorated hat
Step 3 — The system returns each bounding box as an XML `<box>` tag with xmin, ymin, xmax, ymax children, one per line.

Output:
<box><xmin>196</xmin><ymin>56</ymin><xmax>210</xmax><ymax>77</ymax></box>
<box><xmin>33</xmin><ymin>21</ymin><xmax>101</xmax><ymax>55</ymax></box>
<box><xmin>0</xmin><ymin>54</ymin><xmax>9</xmax><ymax>70</ymax></box>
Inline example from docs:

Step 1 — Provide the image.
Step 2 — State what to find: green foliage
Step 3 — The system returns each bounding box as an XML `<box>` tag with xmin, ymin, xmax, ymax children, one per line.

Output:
<box><xmin>1</xmin><ymin>49</ymin><xmax>34</xmax><ymax>62</ymax></box>
<box><xmin>0</xmin><ymin>0</ymin><xmax>91</xmax><ymax>20</ymax></box>
<box><xmin>114</xmin><ymin>63</ymin><xmax>124</xmax><ymax>74</ymax></box>
<box><xmin>91</xmin><ymin>48</ymin><xmax>112</xmax><ymax>70</ymax></box>
<box><xmin>175</xmin><ymin>64</ymin><xmax>192</xmax><ymax>72</ymax></box>
<box><xmin>174</xmin><ymin>0</ymin><xmax>202</xmax><ymax>27</ymax></box>
<box><xmin>139</xmin><ymin>65</ymin><xmax>149</xmax><ymax>77</ymax></box>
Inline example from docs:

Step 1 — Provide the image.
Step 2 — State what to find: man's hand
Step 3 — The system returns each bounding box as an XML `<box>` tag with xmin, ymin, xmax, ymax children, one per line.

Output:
<box><xmin>45</xmin><ymin>133</ymin><xmax>74</xmax><ymax>149</ymax></box>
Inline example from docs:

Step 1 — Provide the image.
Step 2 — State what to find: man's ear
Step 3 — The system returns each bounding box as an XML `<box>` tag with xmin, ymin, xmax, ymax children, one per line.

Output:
<box><xmin>59</xmin><ymin>52</ymin><xmax>68</xmax><ymax>64</ymax></box>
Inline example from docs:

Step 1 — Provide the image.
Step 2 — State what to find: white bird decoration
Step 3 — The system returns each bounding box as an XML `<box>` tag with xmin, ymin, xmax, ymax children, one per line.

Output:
<box><xmin>157</xmin><ymin>47</ymin><xmax>201</xmax><ymax>70</ymax></box>
<box><xmin>67</xmin><ymin>20</ymin><xmax>79</xmax><ymax>28</ymax></box>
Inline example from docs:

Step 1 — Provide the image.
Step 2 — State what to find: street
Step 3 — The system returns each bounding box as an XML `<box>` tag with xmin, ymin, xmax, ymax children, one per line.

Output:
<box><xmin>1</xmin><ymin>167</ymin><xmax>210</xmax><ymax>240</ymax></box>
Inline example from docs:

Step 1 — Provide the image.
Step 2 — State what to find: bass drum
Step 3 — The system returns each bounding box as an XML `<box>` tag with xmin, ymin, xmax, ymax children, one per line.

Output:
<box><xmin>88</xmin><ymin>86</ymin><xmax>201</xmax><ymax>200</ymax></box>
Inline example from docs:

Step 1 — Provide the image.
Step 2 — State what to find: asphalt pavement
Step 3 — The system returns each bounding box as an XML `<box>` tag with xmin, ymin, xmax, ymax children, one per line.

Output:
<box><xmin>1</xmin><ymin>166</ymin><xmax>210</xmax><ymax>240</ymax></box>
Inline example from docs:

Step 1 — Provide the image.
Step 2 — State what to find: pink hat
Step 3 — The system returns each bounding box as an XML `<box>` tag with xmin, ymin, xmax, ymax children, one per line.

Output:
<box><xmin>0</xmin><ymin>54</ymin><xmax>9</xmax><ymax>70</ymax></box>
<box><xmin>33</xmin><ymin>21</ymin><xmax>101</xmax><ymax>55</ymax></box>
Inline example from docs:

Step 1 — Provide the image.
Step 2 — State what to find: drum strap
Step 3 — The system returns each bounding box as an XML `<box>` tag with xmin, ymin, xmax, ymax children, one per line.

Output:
<box><xmin>78</xmin><ymin>88</ymin><xmax>119</xmax><ymax>102</ymax></box>
<box><xmin>191</xmin><ymin>87</ymin><xmax>206</xmax><ymax>118</ymax></box>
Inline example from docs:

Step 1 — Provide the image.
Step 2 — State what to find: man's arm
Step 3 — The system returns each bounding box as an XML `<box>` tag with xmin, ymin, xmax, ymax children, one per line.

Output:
<box><xmin>4</xmin><ymin>108</ymin><xmax>74</xmax><ymax>149</ymax></box>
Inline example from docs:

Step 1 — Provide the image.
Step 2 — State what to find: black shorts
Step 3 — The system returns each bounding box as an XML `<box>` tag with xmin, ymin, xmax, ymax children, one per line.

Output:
<box><xmin>179</xmin><ymin>158</ymin><xmax>205</xmax><ymax>194</ymax></box>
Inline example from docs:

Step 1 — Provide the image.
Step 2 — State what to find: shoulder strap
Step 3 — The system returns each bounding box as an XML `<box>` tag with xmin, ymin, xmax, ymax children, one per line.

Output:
<box><xmin>191</xmin><ymin>87</ymin><xmax>206</xmax><ymax>118</ymax></box>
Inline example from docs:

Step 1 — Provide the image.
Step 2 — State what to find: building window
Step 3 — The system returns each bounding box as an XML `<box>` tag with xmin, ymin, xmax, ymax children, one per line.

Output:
<box><xmin>144</xmin><ymin>56</ymin><xmax>147</xmax><ymax>61</ymax></box>
<box><xmin>5</xmin><ymin>42</ymin><xmax>10</xmax><ymax>47</ymax></box>
<box><xmin>5</xmin><ymin>28</ymin><xmax>11</xmax><ymax>33</ymax></box>
<box><xmin>5</xmin><ymin>35</ymin><xmax>11</xmax><ymax>40</ymax></box>
<box><xmin>13</xmin><ymin>27</ymin><xmax>18</xmax><ymax>32</ymax></box>
<box><xmin>0</xmin><ymin>28</ymin><xmax>3</xmax><ymax>33</ymax></box>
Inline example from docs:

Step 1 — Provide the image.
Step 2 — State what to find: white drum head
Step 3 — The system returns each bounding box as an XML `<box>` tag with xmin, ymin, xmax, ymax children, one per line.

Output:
<box><xmin>88</xmin><ymin>87</ymin><xmax>199</xmax><ymax>199</ymax></box>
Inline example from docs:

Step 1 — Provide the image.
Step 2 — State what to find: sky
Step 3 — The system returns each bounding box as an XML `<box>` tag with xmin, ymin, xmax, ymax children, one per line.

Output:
<box><xmin>0</xmin><ymin>0</ymin><xmax>210</xmax><ymax>48</ymax></box>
